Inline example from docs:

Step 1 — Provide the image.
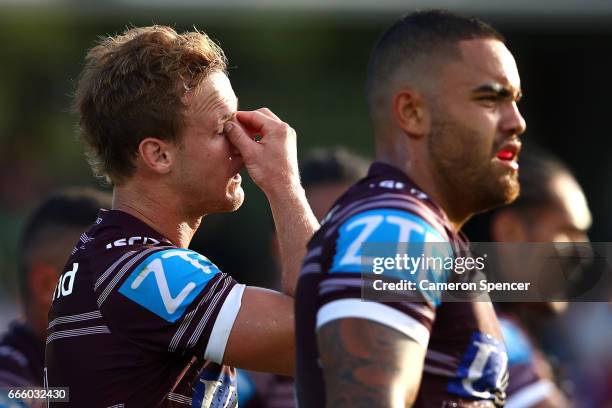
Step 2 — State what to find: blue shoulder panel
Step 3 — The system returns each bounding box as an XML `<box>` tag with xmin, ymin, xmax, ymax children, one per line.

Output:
<box><xmin>329</xmin><ymin>208</ymin><xmax>453</xmax><ymax>306</ymax></box>
<box><xmin>330</xmin><ymin>208</ymin><xmax>450</xmax><ymax>273</ymax></box>
<box><xmin>118</xmin><ymin>248</ymin><xmax>221</xmax><ymax>322</ymax></box>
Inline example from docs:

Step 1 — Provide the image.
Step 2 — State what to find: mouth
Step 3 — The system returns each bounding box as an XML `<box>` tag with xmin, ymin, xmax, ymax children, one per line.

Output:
<box><xmin>495</xmin><ymin>141</ymin><xmax>521</xmax><ymax>171</ymax></box>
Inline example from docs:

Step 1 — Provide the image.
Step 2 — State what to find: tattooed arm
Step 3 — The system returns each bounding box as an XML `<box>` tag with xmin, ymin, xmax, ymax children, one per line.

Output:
<box><xmin>317</xmin><ymin>318</ymin><xmax>426</xmax><ymax>408</ymax></box>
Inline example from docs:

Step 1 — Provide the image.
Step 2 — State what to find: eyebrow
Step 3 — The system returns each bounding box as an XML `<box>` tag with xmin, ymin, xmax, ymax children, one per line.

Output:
<box><xmin>471</xmin><ymin>84</ymin><xmax>522</xmax><ymax>100</ymax></box>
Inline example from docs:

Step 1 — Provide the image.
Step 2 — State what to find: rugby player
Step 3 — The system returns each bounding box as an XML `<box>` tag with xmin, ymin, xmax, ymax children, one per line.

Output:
<box><xmin>44</xmin><ymin>26</ymin><xmax>318</xmax><ymax>407</ymax></box>
<box><xmin>0</xmin><ymin>189</ymin><xmax>109</xmax><ymax>404</ymax></box>
<box><xmin>295</xmin><ymin>10</ymin><xmax>526</xmax><ymax>407</ymax></box>
<box><xmin>483</xmin><ymin>148</ymin><xmax>590</xmax><ymax>407</ymax></box>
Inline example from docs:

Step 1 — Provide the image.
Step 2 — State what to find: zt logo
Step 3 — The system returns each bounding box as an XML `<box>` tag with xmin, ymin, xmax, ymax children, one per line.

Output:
<box><xmin>131</xmin><ymin>258</ymin><xmax>196</xmax><ymax>314</ymax></box>
<box><xmin>106</xmin><ymin>236</ymin><xmax>160</xmax><ymax>249</ymax></box>
<box><xmin>53</xmin><ymin>263</ymin><xmax>79</xmax><ymax>300</ymax></box>
<box><xmin>119</xmin><ymin>249</ymin><xmax>218</xmax><ymax>322</ymax></box>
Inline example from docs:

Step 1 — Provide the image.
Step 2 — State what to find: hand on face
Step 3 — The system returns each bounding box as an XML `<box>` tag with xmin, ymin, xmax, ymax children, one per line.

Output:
<box><xmin>224</xmin><ymin>108</ymin><xmax>300</xmax><ymax>195</ymax></box>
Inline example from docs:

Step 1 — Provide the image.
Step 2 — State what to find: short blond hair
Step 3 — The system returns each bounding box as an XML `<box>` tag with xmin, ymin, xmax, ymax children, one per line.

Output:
<box><xmin>74</xmin><ymin>25</ymin><xmax>227</xmax><ymax>184</ymax></box>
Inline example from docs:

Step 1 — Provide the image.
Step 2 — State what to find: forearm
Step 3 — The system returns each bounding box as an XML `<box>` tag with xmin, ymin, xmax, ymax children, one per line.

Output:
<box><xmin>267</xmin><ymin>184</ymin><xmax>319</xmax><ymax>297</ymax></box>
<box><xmin>225</xmin><ymin>109</ymin><xmax>319</xmax><ymax>296</ymax></box>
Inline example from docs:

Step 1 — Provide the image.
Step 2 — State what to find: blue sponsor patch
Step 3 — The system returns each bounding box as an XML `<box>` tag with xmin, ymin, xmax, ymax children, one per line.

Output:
<box><xmin>329</xmin><ymin>209</ymin><xmax>453</xmax><ymax>306</ymax></box>
<box><xmin>118</xmin><ymin>249</ymin><xmax>220</xmax><ymax>322</ymax></box>
<box><xmin>331</xmin><ymin>209</ymin><xmax>450</xmax><ymax>269</ymax></box>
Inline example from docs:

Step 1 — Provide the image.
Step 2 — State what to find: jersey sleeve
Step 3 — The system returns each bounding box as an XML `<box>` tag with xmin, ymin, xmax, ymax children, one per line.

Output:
<box><xmin>314</xmin><ymin>208</ymin><xmax>453</xmax><ymax>348</ymax></box>
<box><xmin>500</xmin><ymin>317</ymin><xmax>555</xmax><ymax>407</ymax></box>
<box><xmin>96</xmin><ymin>248</ymin><xmax>245</xmax><ymax>364</ymax></box>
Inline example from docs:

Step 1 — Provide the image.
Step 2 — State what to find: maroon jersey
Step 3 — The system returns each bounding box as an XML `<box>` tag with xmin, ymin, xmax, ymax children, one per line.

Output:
<box><xmin>0</xmin><ymin>321</ymin><xmax>44</xmax><ymax>387</ymax></box>
<box><xmin>45</xmin><ymin>210</ymin><xmax>245</xmax><ymax>408</ymax></box>
<box><xmin>295</xmin><ymin>163</ymin><xmax>508</xmax><ymax>407</ymax></box>
<box><xmin>499</xmin><ymin>314</ymin><xmax>556</xmax><ymax>407</ymax></box>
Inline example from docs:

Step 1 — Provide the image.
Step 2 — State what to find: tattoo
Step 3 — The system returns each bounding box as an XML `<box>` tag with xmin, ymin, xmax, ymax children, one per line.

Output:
<box><xmin>318</xmin><ymin>318</ymin><xmax>422</xmax><ymax>407</ymax></box>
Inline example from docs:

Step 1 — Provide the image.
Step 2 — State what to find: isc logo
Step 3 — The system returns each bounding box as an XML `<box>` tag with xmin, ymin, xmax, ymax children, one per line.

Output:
<box><xmin>106</xmin><ymin>236</ymin><xmax>160</xmax><ymax>249</ymax></box>
<box><xmin>53</xmin><ymin>263</ymin><xmax>79</xmax><ymax>300</ymax></box>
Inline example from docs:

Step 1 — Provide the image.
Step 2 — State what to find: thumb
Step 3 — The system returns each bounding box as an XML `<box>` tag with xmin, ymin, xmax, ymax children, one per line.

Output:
<box><xmin>225</xmin><ymin>120</ymin><xmax>258</xmax><ymax>158</ymax></box>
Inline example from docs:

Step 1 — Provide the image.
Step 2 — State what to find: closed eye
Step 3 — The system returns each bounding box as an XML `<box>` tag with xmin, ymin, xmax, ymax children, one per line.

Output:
<box><xmin>215</xmin><ymin>127</ymin><xmax>226</xmax><ymax>137</ymax></box>
<box><xmin>475</xmin><ymin>95</ymin><xmax>500</xmax><ymax>101</ymax></box>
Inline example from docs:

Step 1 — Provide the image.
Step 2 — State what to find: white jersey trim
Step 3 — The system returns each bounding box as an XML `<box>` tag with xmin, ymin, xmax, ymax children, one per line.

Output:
<box><xmin>505</xmin><ymin>379</ymin><xmax>554</xmax><ymax>408</ymax></box>
<box><xmin>316</xmin><ymin>298</ymin><xmax>430</xmax><ymax>348</ymax></box>
<box><xmin>204</xmin><ymin>283</ymin><xmax>245</xmax><ymax>364</ymax></box>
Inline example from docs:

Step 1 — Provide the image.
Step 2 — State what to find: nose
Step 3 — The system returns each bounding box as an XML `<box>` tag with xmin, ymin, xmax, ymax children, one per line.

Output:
<box><xmin>230</xmin><ymin>143</ymin><xmax>240</xmax><ymax>155</ymax></box>
<box><xmin>229</xmin><ymin>143</ymin><xmax>242</xmax><ymax>160</ymax></box>
<box><xmin>226</xmin><ymin>133</ymin><xmax>242</xmax><ymax>157</ymax></box>
<box><xmin>501</xmin><ymin>102</ymin><xmax>527</xmax><ymax>136</ymax></box>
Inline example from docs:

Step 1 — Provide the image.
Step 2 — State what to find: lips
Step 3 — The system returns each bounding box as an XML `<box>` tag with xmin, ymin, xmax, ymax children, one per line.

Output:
<box><xmin>496</xmin><ymin>150</ymin><xmax>515</xmax><ymax>160</ymax></box>
<box><xmin>496</xmin><ymin>141</ymin><xmax>520</xmax><ymax>160</ymax></box>
<box><xmin>494</xmin><ymin>141</ymin><xmax>521</xmax><ymax>171</ymax></box>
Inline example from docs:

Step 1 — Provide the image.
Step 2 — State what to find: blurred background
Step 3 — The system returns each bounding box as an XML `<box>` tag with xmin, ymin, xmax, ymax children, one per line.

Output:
<box><xmin>0</xmin><ymin>0</ymin><xmax>611</xmax><ymax>405</ymax></box>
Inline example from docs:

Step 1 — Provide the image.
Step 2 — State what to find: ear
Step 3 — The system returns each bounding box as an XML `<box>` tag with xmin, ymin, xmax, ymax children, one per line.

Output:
<box><xmin>138</xmin><ymin>137</ymin><xmax>174</xmax><ymax>175</ymax></box>
<box><xmin>392</xmin><ymin>88</ymin><xmax>429</xmax><ymax>138</ymax></box>
<box><xmin>491</xmin><ymin>210</ymin><xmax>527</xmax><ymax>242</ymax></box>
<box><xmin>29</xmin><ymin>262</ymin><xmax>60</xmax><ymax>305</ymax></box>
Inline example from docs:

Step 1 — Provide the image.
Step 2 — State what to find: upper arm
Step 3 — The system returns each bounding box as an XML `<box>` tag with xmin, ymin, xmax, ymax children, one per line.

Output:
<box><xmin>317</xmin><ymin>318</ymin><xmax>425</xmax><ymax>408</ymax></box>
<box><xmin>100</xmin><ymin>248</ymin><xmax>244</xmax><ymax>362</ymax></box>
<box><xmin>102</xmin><ymin>248</ymin><xmax>296</xmax><ymax>375</ymax></box>
<box><xmin>223</xmin><ymin>286</ymin><xmax>295</xmax><ymax>376</ymax></box>
<box><xmin>311</xmin><ymin>208</ymin><xmax>446</xmax><ymax>407</ymax></box>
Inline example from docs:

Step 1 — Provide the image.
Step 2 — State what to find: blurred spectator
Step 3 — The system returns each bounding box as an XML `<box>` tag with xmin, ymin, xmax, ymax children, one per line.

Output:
<box><xmin>0</xmin><ymin>188</ymin><xmax>110</xmax><ymax>403</ymax></box>
<box><xmin>299</xmin><ymin>148</ymin><xmax>370</xmax><ymax>221</ymax></box>
<box><xmin>558</xmin><ymin>301</ymin><xmax>612</xmax><ymax>406</ymax></box>
<box><xmin>237</xmin><ymin>147</ymin><xmax>368</xmax><ymax>408</ymax></box>
<box><xmin>466</xmin><ymin>145</ymin><xmax>591</xmax><ymax>407</ymax></box>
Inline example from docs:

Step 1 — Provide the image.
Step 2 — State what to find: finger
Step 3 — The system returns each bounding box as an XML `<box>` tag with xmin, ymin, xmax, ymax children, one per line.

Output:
<box><xmin>224</xmin><ymin>120</ymin><xmax>259</xmax><ymax>157</ymax></box>
<box><xmin>236</xmin><ymin>110</ymin><xmax>281</xmax><ymax>136</ymax></box>
<box><xmin>255</xmin><ymin>107</ymin><xmax>281</xmax><ymax>121</ymax></box>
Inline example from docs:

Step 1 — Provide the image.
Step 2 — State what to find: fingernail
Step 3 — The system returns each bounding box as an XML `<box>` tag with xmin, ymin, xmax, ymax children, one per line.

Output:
<box><xmin>224</xmin><ymin>122</ymin><xmax>234</xmax><ymax>132</ymax></box>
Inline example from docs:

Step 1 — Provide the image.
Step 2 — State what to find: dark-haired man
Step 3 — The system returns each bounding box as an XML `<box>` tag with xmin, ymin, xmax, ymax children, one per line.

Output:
<box><xmin>300</xmin><ymin>148</ymin><xmax>370</xmax><ymax>221</ymax></box>
<box><xmin>295</xmin><ymin>10</ymin><xmax>526</xmax><ymax>407</ymax></box>
<box><xmin>45</xmin><ymin>26</ymin><xmax>318</xmax><ymax>407</ymax></box>
<box><xmin>0</xmin><ymin>189</ymin><xmax>110</xmax><ymax>405</ymax></box>
<box><xmin>467</xmin><ymin>147</ymin><xmax>589</xmax><ymax>407</ymax></box>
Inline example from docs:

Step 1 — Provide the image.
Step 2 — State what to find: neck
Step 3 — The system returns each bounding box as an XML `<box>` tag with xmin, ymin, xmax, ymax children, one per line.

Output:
<box><xmin>113</xmin><ymin>180</ymin><xmax>201</xmax><ymax>248</ymax></box>
<box><xmin>376</xmin><ymin>140</ymin><xmax>469</xmax><ymax>233</ymax></box>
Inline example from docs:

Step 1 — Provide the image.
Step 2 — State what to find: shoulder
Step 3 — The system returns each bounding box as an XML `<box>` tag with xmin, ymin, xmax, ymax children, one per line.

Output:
<box><xmin>111</xmin><ymin>248</ymin><xmax>226</xmax><ymax>323</ymax></box>
<box><xmin>328</xmin><ymin>207</ymin><xmax>449</xmax><ymax>274</ymax></box>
